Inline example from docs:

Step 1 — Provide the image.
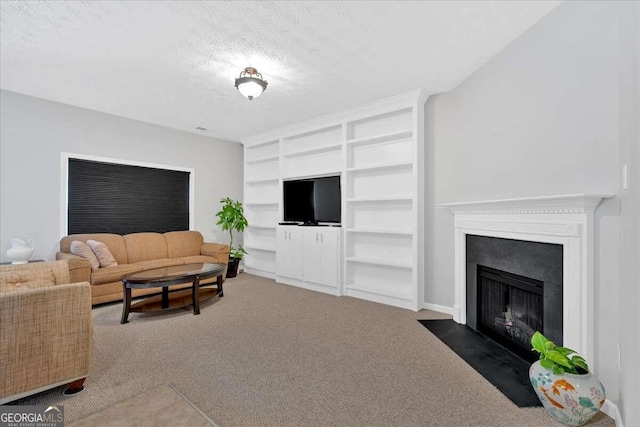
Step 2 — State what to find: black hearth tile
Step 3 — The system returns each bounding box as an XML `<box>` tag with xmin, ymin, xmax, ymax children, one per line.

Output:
<box><xmin>418</xmin><ymin>319</ymin><xmax>541</xmax><ymax>408</ymax></box>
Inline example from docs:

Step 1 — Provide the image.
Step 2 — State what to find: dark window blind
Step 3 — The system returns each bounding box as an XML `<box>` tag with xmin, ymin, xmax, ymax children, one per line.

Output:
<box><xmin>68</xmin><ymin>159</ymin><xmax>190</xmax><ymax>235</ymax></box>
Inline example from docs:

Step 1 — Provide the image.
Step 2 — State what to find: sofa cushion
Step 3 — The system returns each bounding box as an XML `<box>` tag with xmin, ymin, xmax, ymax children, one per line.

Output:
<box><xmin>164</xmin><ymin>231</ymin><xmax>203</xmax><ymax>259</ymax></box>
<box><xmin>132</xmin><ymin>259</ymin><xmax>184</xmax><ymax>270</ymax></box>
<box><xmin>61</xmin><ymin>234</ymin><xmax>128</xmax><ymax>264</ymax></box>
<box><xmin>70</xmin><ymin>240</ymin><xmax>101</xmax><ymax>271</ymax></box>
<box><xmin>87</xmin><ymin>240</ymin><xmax>118</xmax><ymax>268</ymax></box>
<box><xmin>90</xmin><ymin>265</ymin><xmax>143</xmax><ymax>285</ymax></box>
<box><xmin>179</xmin><ymin>255</ymin><xmax>222</xmax><ymax>265</ymax></box>
<box><xmin>123</xmin><ymin>233</ymin><xmax>168</xmax><ymax>264</ymax></box>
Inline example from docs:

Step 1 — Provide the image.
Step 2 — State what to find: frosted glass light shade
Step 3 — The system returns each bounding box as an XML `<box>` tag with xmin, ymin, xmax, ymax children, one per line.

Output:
<box><xmin>237</xmin><ymin>78</ymin><xmax>265</xmax><ymax>100</ymax></box>
<box><xmin>234</xmin><ymin>67</ymin><xmax>268</xmax><ymax>100</ymax></box>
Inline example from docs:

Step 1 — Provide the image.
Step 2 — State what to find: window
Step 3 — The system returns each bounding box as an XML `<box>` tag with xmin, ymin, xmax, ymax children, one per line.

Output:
<box><xmin>66</xmin><ymin>157</ymin><xmax>191</xmax><ymax>235</ymax></box>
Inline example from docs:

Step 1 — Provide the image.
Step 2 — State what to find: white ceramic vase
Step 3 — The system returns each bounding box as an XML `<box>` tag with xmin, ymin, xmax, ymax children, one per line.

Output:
<box><xmin>529</xmin><ymin>360</ymin><xmax>606</xmax><ymax>426</ymax></box>
<box><xmin>6</xmin><ymin>238</ymin><xmax>35</xmax><ymax>264</ymax></box>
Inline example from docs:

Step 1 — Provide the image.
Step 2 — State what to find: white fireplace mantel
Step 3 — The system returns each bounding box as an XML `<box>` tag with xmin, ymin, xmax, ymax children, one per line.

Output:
<box><xmin>440</xmin><ymin>194</ymin><xmax>611</xmax><ymax>367</ymax></box>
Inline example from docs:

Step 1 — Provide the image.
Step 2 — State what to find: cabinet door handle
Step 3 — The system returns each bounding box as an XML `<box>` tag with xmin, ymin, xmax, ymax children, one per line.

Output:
<box><xmin>320</xmin><ymin>233</ymin><xmax>323</xmax><ymax>243</ymax></box>
<box><xmin>316</xmin><ymin>233</ymin><xmax>318</xmax><ymax>242</ymax></box>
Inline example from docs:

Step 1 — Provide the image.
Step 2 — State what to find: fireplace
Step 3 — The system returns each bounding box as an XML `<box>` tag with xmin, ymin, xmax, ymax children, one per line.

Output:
<box><xmin>465</xmin><ymin>235</ymin><xmax>562</xmax><ymax>361</ymax></box>
<box><xmin>477</xmin><ymin>265</ymin><xmax>543</xmax><ymax>361</ymax></box>
<box><xmin>440</xmin><ymin>194</ymin><xmax>609</xmax><ymax>367</ymax></box>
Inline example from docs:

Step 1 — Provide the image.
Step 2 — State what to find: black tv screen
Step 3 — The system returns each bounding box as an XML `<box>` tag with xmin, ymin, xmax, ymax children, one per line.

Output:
<box><xmin>283</xmin><ymin>176</ymin><xmax>341</xmax><ymax>224</ymax></box>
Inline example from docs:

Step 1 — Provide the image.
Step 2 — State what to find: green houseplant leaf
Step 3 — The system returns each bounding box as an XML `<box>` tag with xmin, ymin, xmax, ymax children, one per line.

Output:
<box><xmin>546</xmin><ymin>349</ymin><xmax>573</xmax><ymax>369</ymax></box>
<box><xmin>530</xmin><ymin>331</ymin><xmax>590</xmax><ymax>375</ymax></box>
<box><xmin>531</xmin><ymin>331</ymin><xmax>548</xmax><ymax>353</ymax></box>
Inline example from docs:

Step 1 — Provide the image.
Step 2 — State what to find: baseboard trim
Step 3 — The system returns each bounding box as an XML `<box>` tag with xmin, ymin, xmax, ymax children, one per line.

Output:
<box><xmin>601</xmin><ymin>399</ymin><xmax>623</xmax><ymax>426</ymax></box>
<box><xmin>344</xmin><ymin>287</ymin><xmax>415</xmax><ymax>311</ymax></box>
<box><xmin>421</xmin><ymin>302</ymin><xmax>454</xmax><ymax>315</ymax></box>
<box><xmin>244</xmin><ymin>268</ymin><xmax>275</xmax><ymax>280</ymax></box>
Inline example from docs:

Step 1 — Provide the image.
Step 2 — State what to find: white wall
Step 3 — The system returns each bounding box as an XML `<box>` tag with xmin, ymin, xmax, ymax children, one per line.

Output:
<box><xmin>617</xmin><ymin>2</ymin><xmax>640</xmax><ymax>425</ymax></box>
<box><xmin>424</xmin><ymin>1</ymin><xmax>638</xmax><ymax>424</ymax></box>
<box><xmin>0</xmin><ymin>90</ymin><xmax>244</xmax><ymax>262</ymax></box>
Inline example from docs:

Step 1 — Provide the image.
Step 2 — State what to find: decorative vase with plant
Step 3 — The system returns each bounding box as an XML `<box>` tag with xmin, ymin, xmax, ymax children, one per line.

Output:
<box><xmin>529</xmin><ymin>331</ymin><xmax>606</xmax><ymax>426</ymax></box>
<box><xmin>215</xmin><ymin>197</ymin><xmax>248</xmax><ymax>278</ymax></box>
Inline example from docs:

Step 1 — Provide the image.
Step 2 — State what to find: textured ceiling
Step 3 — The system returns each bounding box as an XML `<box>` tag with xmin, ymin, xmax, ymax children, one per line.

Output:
<box><xmin>0</xmin><ymin>1</ymin><xmax>560</xmax><ymax>142</ymax></box>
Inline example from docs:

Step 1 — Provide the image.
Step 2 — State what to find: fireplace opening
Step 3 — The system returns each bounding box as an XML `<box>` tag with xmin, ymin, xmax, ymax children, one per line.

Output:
<box><xmin>477</xmin><ymin>265</ymin><xmax>542</xmax><ymax>362</ymax></box>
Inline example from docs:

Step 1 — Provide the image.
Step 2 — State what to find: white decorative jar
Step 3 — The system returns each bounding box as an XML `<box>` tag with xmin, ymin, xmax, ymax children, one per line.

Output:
<box><xmin>6</xmin><ymin>238</ymin><xmax>35</xmax><ymax>264</ymax></box>
<box><xmin>529</xmin><ymin>360</ymin><xmax>606</xmax><ymax>426</ymax></box>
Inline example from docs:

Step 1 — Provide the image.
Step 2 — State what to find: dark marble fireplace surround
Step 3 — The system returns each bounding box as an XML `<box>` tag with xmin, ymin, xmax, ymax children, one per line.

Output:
<box><xmin>466</xmin><ymin>235</ymin><xmax>564</xmax><ymax>357</ymax></box>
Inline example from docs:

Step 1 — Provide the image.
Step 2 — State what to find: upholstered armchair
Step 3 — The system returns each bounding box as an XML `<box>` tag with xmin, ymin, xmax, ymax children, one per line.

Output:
<box><xmin>0</xmin><ymin>260</ymin><xmax>92</xmax><ymax>404</ymax></box>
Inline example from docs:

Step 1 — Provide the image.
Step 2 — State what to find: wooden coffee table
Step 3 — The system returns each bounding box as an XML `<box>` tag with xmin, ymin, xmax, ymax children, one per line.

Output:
<box><xmin>120</xmin><ymin>263</ymin><xmax>226</xmax><ymax>324</ymax></box>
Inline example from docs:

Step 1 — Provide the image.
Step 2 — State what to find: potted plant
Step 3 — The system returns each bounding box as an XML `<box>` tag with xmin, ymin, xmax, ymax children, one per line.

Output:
<box><xmin>215</xmin><ymin>197</ymin><xmax>248</xmax><ymax>278</ymax></box>
<box><xmin>529</xmin><ymin>331</ymin><xmax>606</xmax><ymax>426</ymax></box>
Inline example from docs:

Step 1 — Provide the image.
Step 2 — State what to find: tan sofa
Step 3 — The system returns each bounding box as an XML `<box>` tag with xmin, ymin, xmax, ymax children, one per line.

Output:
<box><xmin>0</xmin><ymin>260</ymin><xmax>92</xmax><ymax>403</ymax></box>
<box><xmin>56</xmin><ymin>231</ymin><xmax>230</xmax><ymax>305</ymax></box>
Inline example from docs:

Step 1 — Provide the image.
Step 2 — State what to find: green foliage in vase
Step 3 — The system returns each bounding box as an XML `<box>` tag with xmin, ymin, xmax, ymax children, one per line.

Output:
<box><xmin>531</xmin><ymin>331</ymin><xmax>589</xmax><ymax>375</ymax></box>
<box><xmin>215</xmin><ymin>197</ymin><xmax>249</xmax><ymax>260</ymax></box>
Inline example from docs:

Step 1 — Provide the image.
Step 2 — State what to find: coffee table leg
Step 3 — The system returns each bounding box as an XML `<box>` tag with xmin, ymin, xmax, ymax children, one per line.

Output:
<box><xmin>162</xmin><ymin>286</ymin><xmax>169</xmax><ymax>309</ymax></box>
<box><xmin>217</xmin><ymin>274</ymin><xmax>224</xmax><ymax>297</ymax></box>
<box><xmin>192</xmin><ymin>276</ymin><xmax>200</xmax><ymax>315</ymax></box>
<box><xmin>121</xmin><ymin>283</ymin><xmax>131</xmax><ymax>324</ymax></box>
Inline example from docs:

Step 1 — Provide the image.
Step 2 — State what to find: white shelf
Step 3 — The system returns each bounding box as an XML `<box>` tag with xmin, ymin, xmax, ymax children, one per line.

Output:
<box><xmin>245</xmin><ymin>244</ymin><xmax>276</xmax><ymax>252</ymax></box>
<box><xmin>346</xmin><ymin>196</ymin><xmax>412</xmax><ymax>203</ymax></box>
<box><xmin>345</xmin><ymin>283</ymin><xmax>413</xmax><ymax>302</ymax></box>
<box><xmin>346</xmin><ymin>129</ymin><xmax>412</xmax><ymax>146</ymax></box>
<box><xmin>245</xmin><ymin>178</ymin><xmax>279</xmax><ymax>185</ymax></box>
<box><xmin>283</xmin><ymin>143</ymin><xmax>342</xmax><ymax>158</ymax></box>
<box><xmin>346</xmin><ymin>256</ymin><xmax>412</xmax><ymax>269</ymax></box>
<box><xmin>245</xmin><ymin>201</ymin><xmax>278</xmax><ymax>207</ymax></box>
<box><xmin>345</xmin><ymin>227</ymin><xmax>413</xmax><ymax>235</ymax></box>
<box><xmin>346</xmin><ymin>161</ymin><xmax>413</xmax><ymax>173</ymax></box>
<box><xmin>283</xmin><ymin>171</ymin><xmax>341</xmax><ymax>181</ymax></box>
<box><xmin>246</xmin><ymin>155</ymin><xmax>279</xmax><ymax>165</ymax></box>
<box><xmin>246</xmin><ymin>139</ymin><xmax>279</xmax><ymax>149</ymax></box>
<box><xmin>249</xmin><ymin>224</ymin><xmax>277</xmax><ymax>230</ymax></box>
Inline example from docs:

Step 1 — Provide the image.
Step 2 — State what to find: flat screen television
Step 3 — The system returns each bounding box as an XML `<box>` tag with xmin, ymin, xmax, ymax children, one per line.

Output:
<box><xmin>283</xmin><ymin>176</ymin><xmax>341</xmax><ymax>224</ymax></box>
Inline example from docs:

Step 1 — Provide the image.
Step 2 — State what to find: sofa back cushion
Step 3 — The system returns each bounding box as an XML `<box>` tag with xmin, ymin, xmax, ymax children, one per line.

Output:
<box><xmin>0</xmin><ymin>269</ymin><xmax>56</xmax><ymax>292</ymax></box>
<box><xmin>164</xmin><ymin>231</ymin><xmax>203</xmax><ymax>259</ymax></box>
<box><xmin>61</xmin><ymin>234</ymin><xmax>128</xmax><ymax>264</ymax></box>
<box><xmin>123</xmin><ymin>233</ymin><xmax>168</xmax><ymax>263</ymax></box>
<box><xmin>0</xmin><ymin>260</ymin><xmax>70</xmax><ymax>292</ymax></box>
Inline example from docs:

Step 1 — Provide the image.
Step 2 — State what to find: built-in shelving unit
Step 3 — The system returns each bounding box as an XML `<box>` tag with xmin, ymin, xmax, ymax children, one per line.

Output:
<box><xmin>246</xmin><ymin>155</ymin><xmax>279</xmax><ymax>165</ymax></box>
<box><xmin>345</xmin><ymin>227</ymin><xmax>413</xmax><ymax>235</ymax></box>
<box><xmin>241</xmin><ymin>90</ymin><xmax>427</xmax><ymax>311</ymax></box>
<box><xmin>243</xmin><ymin>139</ymin><xmax>280</xmax><ymax>278</ymax></box>
<box><xmin>283</xmin><ymin>142</ymin><xmax>342</xmax><ymax>159</ymax></box>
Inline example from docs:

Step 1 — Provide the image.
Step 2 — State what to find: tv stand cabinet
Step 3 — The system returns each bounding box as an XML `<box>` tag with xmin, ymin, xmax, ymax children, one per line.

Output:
<box><xmin>276</xmin><ymin>226</ymin><xmax>340</xmax><ymax>295</ymax></box>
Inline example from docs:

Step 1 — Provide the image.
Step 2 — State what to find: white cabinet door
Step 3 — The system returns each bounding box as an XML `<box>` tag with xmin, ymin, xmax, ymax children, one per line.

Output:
<box><xmin>319</xmin><ymin>228</ymin><xmax>340</xmax><ymax>286</ymax></box>
<box><xmin>303</xmin><ymin>229</ymin><xmax>323</xmax><ymax>284</ymax></box>
<box><xmin>276</xmin><ymin>227</ymin><xmax>304</xmax><ymax>280</ymax></box>
<box><xmin>303</xmin><ymin>227</ymin><xmax>340</xmax><ymax>286</ymax></box>
<box><xmin>276</xmin><ymin>227</ymin><xmax>288</xmax><ymax>277</ymax></box>
<box><xmin>288</xmin><ymin>228</ymin><xmax>304</xmax><ymax>280</ymax></box>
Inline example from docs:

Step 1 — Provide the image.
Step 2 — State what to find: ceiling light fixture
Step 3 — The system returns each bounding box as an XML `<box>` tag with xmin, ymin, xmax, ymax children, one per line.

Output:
<box><xmin>234</xmin><ymin>67</ymin><xmax>268</xmax><ymax>100</ymax></box>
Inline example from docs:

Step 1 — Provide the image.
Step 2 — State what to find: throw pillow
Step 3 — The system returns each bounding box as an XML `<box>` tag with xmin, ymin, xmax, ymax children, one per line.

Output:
<box><xmin>87</xmin><ymin>240</ymin><xmax>118</xmax><ymax>268</ymax></box>
<box><xmin>70</xmin><ymin>240</ymin><xmax>101</xmax><ymax>271</ymax></box>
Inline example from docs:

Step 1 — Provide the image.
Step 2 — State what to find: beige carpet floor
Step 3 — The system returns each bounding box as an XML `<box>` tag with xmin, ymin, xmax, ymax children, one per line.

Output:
<box><xmin>12</xmin><ymin>274</ymin><xmax>613</xmax><ymax>426</ymax></box>
<box><xmin>68</xmin><ymin>384</ymin><xmax>219</xmax><ymax>427</ymax></box>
